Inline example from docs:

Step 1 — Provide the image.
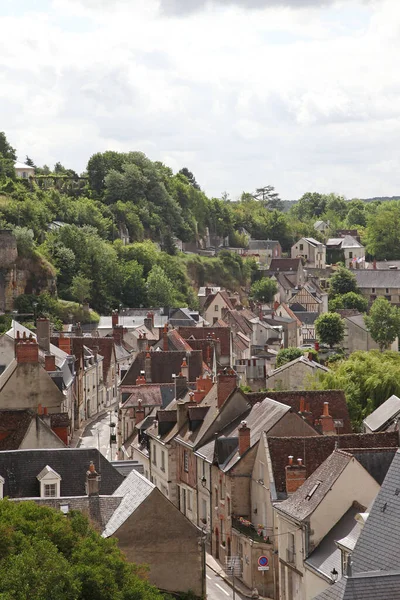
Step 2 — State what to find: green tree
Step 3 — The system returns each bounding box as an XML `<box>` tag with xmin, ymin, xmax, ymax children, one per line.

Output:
<box><xmin>365</xmin><ymin>297</ymin><xmax>400</xmax><ymax>351</ymax></box>
<box><xmin>179</xmin><ymin>167</ymin><xmax>201</xmax><ymax>190</ymax></box>
<box><xmin>25</xmin><ymin>156</ymin><xmax>36</xmax><ymax>168</ymax></box>
<box><xmin>120</xmin><ymin>260</ymin><xmax>147</xmax><ymax>308</ymax></box>
<box><xmin>313</xmin><ymin>350</ymin><xmax>400</xmax><ymax>428</ymax></box>
<box><xmin>329</xmin><ymin>291</ymin><xmax>368</xmax><ymax>312</ymax></box>
<box><xmin>276</xmin><ymin>347</ymin><xmax>303</xmax><ymax>368</ymax></box>
<box><xmin>13</xmin><ymin>226</ymin><xmax>35</xmax><ymax>257</ymax></box>
<box><xmin>315</xmin><ymin>312</ymin><xmax>345</xmax><ymax>348</ymax></box>
<box><xmin>329</xmin><ymin>266</ymin><xmax>359</xmax><ymax>297</ymax></box>
<box><xmin>250</xmin><ymin>277</ymin><xmax>278</xmax><ymax>304</ymax></box>
<box><xmin>146</xmin><ymin>265</ymin><xmax>176</xmax><ymax>307</ymax></box>
<box><xmin>71</xmin><ymin>274</ymin><xmax>92</xmax><ymax>305</ymax></box>
<box><xmin>365</xmin><ymin>201</ymin><xmax>400</xmax><ymax>260</ymax></box>
<box><xmin>0</xmin><ymin>131</ymin><xmax>16</xmax><ymax>180</ymax></box>
<box><xmin>253</xmin><ymin>185</ymin><xmax>283</xmax><ymax>211</ymax></box>
<box><xmin>0</xmin><ymin>499</ymin><xmax>164</xmax><ymax>600</ymax></box>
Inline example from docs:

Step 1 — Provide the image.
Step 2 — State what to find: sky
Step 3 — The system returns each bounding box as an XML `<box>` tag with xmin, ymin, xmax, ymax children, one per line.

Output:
<box><xmin>1</xmin><ymin>0</ymin><xmax>400</xmax><ymax>200</ymax></box>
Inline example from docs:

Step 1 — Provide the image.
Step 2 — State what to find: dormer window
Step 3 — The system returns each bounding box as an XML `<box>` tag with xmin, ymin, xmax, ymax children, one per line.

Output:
<box><xmin>37</xmin><ymin>465</ymin><xmax>62</xmax><ymax>498</ymax></box>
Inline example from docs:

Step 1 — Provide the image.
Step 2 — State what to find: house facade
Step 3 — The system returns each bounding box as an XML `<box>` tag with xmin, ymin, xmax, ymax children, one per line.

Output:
<box><xmin>326</xmin><ymin>235</ymin><xmax>365</xmax><ymax>269</ymax></box>
<box><xmin>291</xmin><ymin>238</ymin><xmax>326</xmax><ymax>269</ymax></box>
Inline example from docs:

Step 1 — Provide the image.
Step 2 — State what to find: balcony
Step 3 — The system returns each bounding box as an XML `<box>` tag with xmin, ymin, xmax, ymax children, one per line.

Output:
<box><xmin>232</xmin><ymin>516</ymin><xmax>270</xmax><ymax>544</ymax></box>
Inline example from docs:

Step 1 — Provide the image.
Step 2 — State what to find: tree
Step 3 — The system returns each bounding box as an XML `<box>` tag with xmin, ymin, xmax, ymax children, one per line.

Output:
<box><xmin>146</xmin><ymin>265</ymin><xmax>176</xmax><ymax>307</ymax></box>
<box><xmin>329</xmin><ymin>291</ymin><xmax>368</xmax><ymax>313</ymax></box>
<box><xmin>365</xmin><ymin>201</ymin><xmax>400</xmax><ymax>260</ymax></box>
<box><xmin>276</xmin><ymin>347</ymin><xmax>303</xmax><ymax>368</ymax></box>
<box><xmin>329</xmin><ymin>266</ymin><xmax>359</xmax><ymax>296</ymax></box>
<box><xmin>71</xmin><ymin>274</ymin><xmax>92</xmax><ymax>305</ymax></box>
<box><xmin>365</xmin><ymin>297</ymin><xmax>400</xmax><ymax>351</ymax></box>
<box><xmin>0</xmin><ymin>131</ymin><xmax>16</xmax><ymax>161</ymax></box>
<box><xmin>13</xmin><ymin>226</ymin><xmax>35</xmax><ymax>257</ymax></box>
<box><xmin>312</xmin><ymin>350</ymin><xmax>400</xmax><ymax>428</ymax></box>
<box><xmin>315</xmin><ymin>312</ymin><xmax>345</xmax><ymax>348</ymax></box>
<box><xmin>179</xmin><ymin>167</ymin><xmax>200</xmax><ymax>190</ymax></box>
<box><xmin>25</xmin><ymin>156</ymin><xmax>36</xmax><ymax>168</ymax></box>
<box><xmin>250</xmin><ymin>277</ymin><xmax>278</xmax><ymax>304</ymax></box>
<box><xmin>0</xmin><ymin>499</ymin><xmax>164</xmax><ymax>600</ymax></box>
<box><xmin>253</xmin><ymin>185</ymin><xmax>283</xmax><ymax>211</ymax></box>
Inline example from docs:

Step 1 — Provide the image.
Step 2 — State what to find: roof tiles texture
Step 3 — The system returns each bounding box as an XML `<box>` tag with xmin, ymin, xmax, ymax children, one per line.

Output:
<box><xmin>122</xmin><ymin>350</ymin><xmax>203</xmax><ymax>385</ymax></box>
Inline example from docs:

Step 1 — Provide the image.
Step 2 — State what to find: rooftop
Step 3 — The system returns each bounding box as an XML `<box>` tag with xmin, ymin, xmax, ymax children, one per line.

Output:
<box><xmin>363</xmin><ymin>395</ymin><xmax>400</xmax><ymax>433</ymax></box>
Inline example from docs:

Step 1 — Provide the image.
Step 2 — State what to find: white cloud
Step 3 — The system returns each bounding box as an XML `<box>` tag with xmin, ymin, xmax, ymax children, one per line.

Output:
<box><xmin>0</xmin><ymin>0</ymin><xmax>400</xmax><ymax>199</ymax></box>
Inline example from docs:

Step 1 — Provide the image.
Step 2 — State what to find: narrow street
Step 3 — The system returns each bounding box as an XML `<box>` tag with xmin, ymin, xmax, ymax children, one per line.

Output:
<box><xmin>206</xmin><ymin>566</ymin><xmax>247</xmax><ymax>600</ymax></box>
<box><xmin>77</xmin><ymin>408</ymin><xmax>119</xmax><ymax>461</ymax></box>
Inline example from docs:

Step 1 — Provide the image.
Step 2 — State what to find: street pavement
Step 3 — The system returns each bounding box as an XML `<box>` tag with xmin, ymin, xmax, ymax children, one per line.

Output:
<box><xmin>77</xmin><ymin>408</ymin><xmax>119</xmax><ymax>460</ymax></box>
<box><xmin>207</xmin><ymin>566</ymin><xmax>247</xmax><ymax>600</ymax></box>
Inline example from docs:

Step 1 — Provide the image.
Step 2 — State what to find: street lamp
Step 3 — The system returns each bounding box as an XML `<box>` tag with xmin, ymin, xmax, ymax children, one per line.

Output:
<box><xmin>331</xmin><ymin>568</ymin><xmax>338</xmax><ymax>583</ymax></box>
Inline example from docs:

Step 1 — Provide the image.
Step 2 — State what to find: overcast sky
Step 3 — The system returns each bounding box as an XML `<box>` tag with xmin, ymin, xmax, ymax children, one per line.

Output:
<box><xmin>1</xmin><ymin>0</ymin><xmax>399</xmax><ymax>200</ymax></box>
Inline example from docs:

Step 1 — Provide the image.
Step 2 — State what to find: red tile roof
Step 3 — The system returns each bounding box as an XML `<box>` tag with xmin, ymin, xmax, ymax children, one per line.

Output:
<box><xmin>122</xmin><ymin>350</ymin><xmax>203</xmax><ymax>385</ymax></box>
<box><xmin>267</xmin><ymin>431</ymin><xmax>399</xmax><ymax>495</ymax></box>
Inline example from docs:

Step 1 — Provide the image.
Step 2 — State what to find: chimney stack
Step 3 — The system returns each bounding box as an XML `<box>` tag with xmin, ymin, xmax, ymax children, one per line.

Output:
<box><xmin>15</xmin><ymin>335</ymin><xmax>39</xmax><ymax>364</ymax></box>
<box><xmin>238</xmin><ymin>420</ymin><xmax>250</xmax><ymax>456</ymax></box>
<box><xmin>86</xmin><ymin>461</ymin><xmax>100</xmax><ymax>497</ymax></box>
<box><xmin>144</xmin><ymin>312</ymin><xmax>154</xmax><ymax>331</ymax></box>
<box><xmin>44</xmin><ymin>354</ymin><xmax>56</xmax><ymax>372</ymax></box>
<box><xmin>193</xmin><ymin>375</ymin><xmax>213</xmax><ymax>403</ymax></box>
<box><xmin>163</xmin><ymin>324</ymin><xmax>169</xmax><ymax>352</ymax></box>
<box><xmin>180</xmin><ymin>357</ymin><xmax>189</xmax><ymax>380</ymax></box>
<box><xmin>299</xmin><ymin>397</ymin><xmax>305</xmax><ymax>414</ymax></box>
<box><xmin>112</xmin><ymin>310</ymin><xmax>119</xmax><ymax>328</ymax></box>
<box><xmin>113</xmin><ymin>325</ymin><xmax>124</xmax><ymax>344</ymax></box>
<box><xmin>320</xmin><ymin>402</ymin><xmax>336</xmax><ymax>435</ymax></box>
<box><xmin>135</xmin><ymin>371</ymin><xmax>146</xmax><ymax>385</ymax></box>
<box><xmin>177</xmin><ymin>401</ymin><xmax>188</xmax><ymax>430</ymax></box>
<box><xmin>217</xmin><ymin>369</ymin><xmax>238</xmax><ymax>409</ymax></box>
<box><xmin>58</xmin><ymin>334</ymin><xmax>71</xmax><ymax>355</ymax></box>
<box><xmin>36</xmin><ymin>318</ymin><xmax>50</xmax><ymax>353</ymax></box>
<box><xmin>144</xmin><ymin>351</ymin><xmax>152</xmax><ymax>383</ymax></box>
<box><xmin>373</xmin><ymin>259</ymin><xmax>377</xmax><ymax>270</ymax></box>
<box><xmin>135</xmin><ymin>399</ymin><xmax>145</xmax><ymax>424</ymax></box>
<box><xmin>285</xmin><ymin>455</ymin><xmax>307</xmax><ymax>494</ymax></box>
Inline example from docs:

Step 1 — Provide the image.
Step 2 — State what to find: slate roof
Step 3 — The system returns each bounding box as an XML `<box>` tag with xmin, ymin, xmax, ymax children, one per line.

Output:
<box><xmin>121</xmin><ymin>384</ymin><xmax>176</xmax><ymax>408</ymax></box>
<box><xmin>0</xmin><ymin>448</ymin><xmax>124</xmax><ymax>498</ymax></box>
<box><xmin>68</xmin><ymin>337</ymin><xmax>115</xmax><ymax>383</ymax></box>
<box><xmin>273</xmin><ymin>272</ymin><xmax>296</xmax><ymax>290</ymax></box>
<box><xmin>102</xmin><ymin>469</ymin><xmax>155</xmax><ymax>538</ymax></box>
<box><xmin>277</xmin><ymin>450</ymin><xmax>353</xmax><ymax>521</ymax></box>
<box><xmin>354</xmin><ymin>270</ymin><xmax>400</xmax><ymax>289</ymax></box>
<box><xmin>326</xmin><ymin>235</ymin><xmax>363</xmax><ymax>249</ymax></box>
<box><xmin>269</xmin><ymin>258</ymin><xmax>302</xmax><ymax>272</ymax></box>
<box><xmin>178</xmin><ymin>327</ymin><xmax>231</xmax><ymax>357</ymax></box>
<box><xmin>351</xmin><ymin>449</ymin><xmax>400</xmax><ymax>573</ymax></box>
<box><xmin>250</xmin><ymin>390</ymin><xmax>352</xmax><ymax>433</ymax></box>
<box><xmin>152</xmin><ymin>329</ymin><xmax>194</xmax><ymax>353</ymax></box>
<box><xmin>122</xmin><ymin>350</ymin><xmax>203</xmax><ymax>385</ymax></box>
<box><xmin>292</xmin><ymin>311</ymin><xmax>319</xmax><ymax>325</ymax></box>
<box><xmin>346</xmin><ymin>448</ymin><xmax>397</xmax><ymax>485</ymax></box>
<box><xmin>203</xmin><ymin>291</ymin><xmax>235</xmax><ymax>313</ymax></box>
<box><xmin>313</xmin><ymin>572</ymin><xmax>400</xmax><ymax>600</ymax></box>
<box><xmin>303</xmin><ymin>237</ymin><xmax>324</xmax><ymax>247</ymax></box>
<box><xmin>248</xmin><ymin>240</ymin><xmax>280</xmax><ymax>251</ymax></box>
<box><xmin>363</xmin><ymin>395</ymin><xmax>400</xmax><ymax>433</ymax></box>
<box><xmin>267</xmin><ymin>355</ymin><xmax>329</xmax><ymax>378</ymax></box>
<box><xmin>345</xmin><ymin>314</ymin><xmax>369</xmax><ymax>331</ymax></box>
<box><xmin>305</xmin><ymin>505</ymin><xmax>360</xmax><ymax>580</ymax></box>
<box><xmin>266</xmin><ymin>431</ymin><xmax>399</xmax><ymax>499</ymax></box>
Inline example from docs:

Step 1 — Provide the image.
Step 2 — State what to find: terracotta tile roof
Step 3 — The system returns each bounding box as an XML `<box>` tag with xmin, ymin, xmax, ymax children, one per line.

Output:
<box><xmin>247</xmin><ymin>390</ymin><xmax>352</xmax><ymax>434</ymax></box>
<box><xmin>178</xmin><ymin>327</ymin><xmax>231</xmax><ymax>357</ymax></box>
<box><xmin>267</xmin><ymin>431</ymin><xmax>399</xmax><ymax>498</ymax></box>
<box><xmin>122</xmin><ymin>350</ymin><xmax>203</xmax><ymax>385</ymax></box>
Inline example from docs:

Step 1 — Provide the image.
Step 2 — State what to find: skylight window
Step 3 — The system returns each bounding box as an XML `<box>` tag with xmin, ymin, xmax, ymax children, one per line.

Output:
<box><xmin>306</xmin><ymin>482</ymin><xmax>321</xmax><ymax>500</ymax></box>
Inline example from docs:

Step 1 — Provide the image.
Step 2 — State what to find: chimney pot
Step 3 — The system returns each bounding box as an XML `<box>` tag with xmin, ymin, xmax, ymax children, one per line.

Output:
<box><xmin>86</xmin><ymin>462</ymin><xmax>100</xmax><ymax>496</ymax></box>
<box><xmin>299</xmin><ymin>397</ymin><xmax>305</xmax><ymax>413</ymax></box>
<box><xmin>238</xmin><ymin>420</ymin><xmax>250</xmax><ymax>456</ymax></box>
<box><xmin>288</xmin><ymin>455</ymin><xmax>293</xmax><ymax>466</ymax></box>
<box><xmin>44</xmin><ymin>354</ymin><xmax>56</xmax><ymax>372</ymax></box>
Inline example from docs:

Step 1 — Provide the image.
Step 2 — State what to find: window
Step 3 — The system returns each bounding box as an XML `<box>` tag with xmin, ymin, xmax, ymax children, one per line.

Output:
<box><xmin>341</xmin><ymin>550</ymin><xmax>349</xmax><ymax>575</ymax></box>
<box><xmin>299</xmin><ymin>244</ymin><xmax>303</xmax><ymax>251</ymax></box>
<box><xmin>219</xmin><ymin>478</ymin><xmax>225</xmax><ymax>500</ymax></box>
<box><xmin>214</xmin><ymin>305</ymin><xmax>219</xmax><ymax>312</ymax></box>
<box><xmin>386</xmin><ymin>288</ymin><xmax>390</xmax><ymax>294</ymax></box>
<box><xmin>349</xmin><ymin>252</ymin><xmax>353</xmax><ymax>259</ymax></box>
<box><xmin>385</xmin><ymin>295</ymin><xmax>392</xmax><ymax>301</ymax></box>
<box><xmin>372</xmin><ymin>287</ymin><xmax>376</xmax><ymax>293</ymax></box>
<box><xmin>152</xmin><ymin>444</ymin><xmax>157</xmax><ymax>466</ymax></box>
<box><xmin>215</xmin><ymin>486</ymin><xmax>218</xmax><ymax>505</ymax></box>
<box><xmin>201</xmin><ymin>499</ymin><xmax>207</xmax><ymax>523</ymax></box>
<box><xmin>220</xmin><ymin>519</ymin><xmax>224</xmax><ymax>545</ymax></box>
<box><xmin>188</xmin><ymin>490</ymin><xmax>192</xmax><ymax>511</ymax></box>
<box><xmin>227</xmin><ymin>496</ymin><xmax>231</xmax><ymax>516</ymax></box>
<box><xmin>44</xmin><ymin>483</ymin><xmax>57</xmax><ymax>497</ymax></box>
<box><xmin>287</xmin><ymin>532</ymin><xmax>295</xmax><ymax>564</ymax></box>
<box><xmin>184</xmin><ymin>450</ymin><xmax>189</xmax><ymax>472</ymax></box>
<box><xmin>161</xmin><ymin>450</ymin><xmax>165</xmax><ymax>472</ymax></box>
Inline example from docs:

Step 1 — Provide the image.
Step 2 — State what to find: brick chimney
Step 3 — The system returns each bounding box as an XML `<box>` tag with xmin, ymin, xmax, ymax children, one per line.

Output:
<box><xmin>44</xmin><ymin>354</ymin><xmax>56</xmax><ymax>371</ymax></box>
<box><xmin>144</xmin><ymin>351</ymin><xmax>152</xmax><ymax>383</ymax></box>
<box><xmin>36</xmin><ymin>318</ymin><xmax>50</xmax><ymax>353</ymax></box>
<box><xmin>163</xmin><ymin>323</ymin><xmax>169</xmax><ymax>352</ymax></box>
<box><xmin>112</xmin><ymin>310</ymin><xmax>119</xmax><ymax>328</ymax></box>
<box><xmin>299</xmin><ymin>396</ymin><xmax>305</xmax><ymax>414</ymax></box>
<box><xmin>15</xmin><ymin>335</ymin><xmax>39</xmax><ymax>364</ymax></box>
<box><xmin>238</xmin><ymin>420</ymin><xmax>250</xmax><ymax>456</ymax></box>
<box><xmin>373</xmin><ymin>259</ymin><xmax>377</xmax><ymax>270</ymax></box>
<box><xmin>113</xmin><ymin>325</ymin><xmax>124</xmax><ymax>344</ymax></box>
<box><xmin>86</xmin><ymin>461</ymin><xmax>100</xmax><ymax>497</ymax></box>
<box><xmin>136</xmin><ymin>371</ymin><xmax>146</xmax><ymax>385</ymax></box>
<box><xmin>285</xmin><ymin>456</ymin><xmax>307</xmax><ymax>494</ymax></box>
<box><xmin>58</xmin><ymin>334</ymin><xmax>71</xmax><ymax>355</ymax></box>
<box><xmin>137</xmin><ymin>333</ymin><xmax>148</xmax><ymax>352</ymax></box>
<box><xmin>144</xmin><ymin>312</ymin><xmax>154</xmax><ymax>331</ymax></box>
<box><xmin>193</xmin><ymin>375</ymin><xmax>213</xmax><ymax>403</ymax></box>
<box><xmin>320</xmin><ymin>402</ymin><xmax>336</xmax><ymax>435</ymax></box>
<box><xmin>135</xmin><ymin>399</ymin><xmax>145</xmax><ymax>424</ymax></box>
<box><xmin>217</xmin><ymin>369</ymin><xmax>238</xmax><ymax>409</ymax></box>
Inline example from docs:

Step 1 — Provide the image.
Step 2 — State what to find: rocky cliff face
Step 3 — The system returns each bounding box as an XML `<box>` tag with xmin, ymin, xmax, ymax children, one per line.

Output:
<box><xmin>0</xmin><ymin>230</ymin><xmax>56</xmax><ymax>311</ymax></box>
